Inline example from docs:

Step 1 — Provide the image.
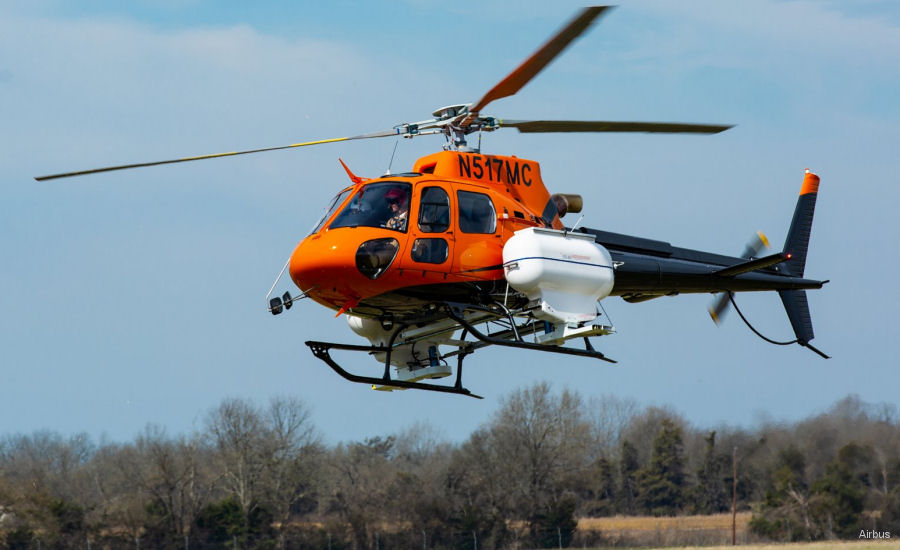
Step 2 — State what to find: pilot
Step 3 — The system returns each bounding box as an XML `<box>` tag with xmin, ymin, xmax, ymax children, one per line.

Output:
<box><xmin>384</xmin><ymin>188</ymin><xmax>408</xmax><ymax>231</ymax></box>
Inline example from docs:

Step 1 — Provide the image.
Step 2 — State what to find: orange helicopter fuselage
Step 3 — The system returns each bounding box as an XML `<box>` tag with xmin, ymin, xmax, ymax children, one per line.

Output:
<box><xmin>288</xmin><ymin>151</ymin><xmax>562</xmax><ymax>317</ymax></box>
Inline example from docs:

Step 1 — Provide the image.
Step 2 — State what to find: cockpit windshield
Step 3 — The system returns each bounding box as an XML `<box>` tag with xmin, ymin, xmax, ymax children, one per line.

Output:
<box><xmin>309</xmin><ymin>187</ymin><xmax>353</xmax><ymax>235</ymax></box>
<box><xmin>329</xmin><ymin>182</ymin><xmax>412</xmax><ymax>233</ymax></box>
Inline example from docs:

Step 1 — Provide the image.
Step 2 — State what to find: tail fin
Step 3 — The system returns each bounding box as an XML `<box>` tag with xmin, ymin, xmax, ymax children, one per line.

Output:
<box><xmin>780</xmin><ymin>170</ymin><xmax>829</xmax><ymax>358</ymax></box>
<box><xmin>782</xmin><ymin>170</ymin><xmax>820</xmax><ymax>277</ymax></box>
<box><xmin>780</xmin><ymin>288</ymin><xmax>829</xmax><ymax>358</ymax></box>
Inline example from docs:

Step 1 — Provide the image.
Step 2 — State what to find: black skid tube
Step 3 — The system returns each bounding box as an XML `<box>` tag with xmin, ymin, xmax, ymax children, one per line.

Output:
<box><xmin>305</xmin><ymin>340</ymin><xmax>484</xmax><ymax>399</ymax></box>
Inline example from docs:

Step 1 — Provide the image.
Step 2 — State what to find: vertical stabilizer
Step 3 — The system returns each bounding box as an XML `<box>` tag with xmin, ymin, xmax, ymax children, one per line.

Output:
<box><xmin>779</xmin><ymin>170</ymin><xmax>828</xmax><ymax>358</ymax></box>
<box><xmin>779</xmin><ymin>288</ymin><xmax>829</xmax><ymax>358</ymax></box>
<box><xmin>782</xmin><ymin>170</ymin><xmax>820</xmax><ymax>277</ymax></box>
<box><xmin>779</xmin><ymin>289</ymin><xmax>814</xmax><ymax>343</ymax></box>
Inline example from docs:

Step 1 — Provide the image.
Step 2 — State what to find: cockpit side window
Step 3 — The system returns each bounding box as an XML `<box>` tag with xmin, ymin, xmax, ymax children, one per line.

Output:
<box><xmin>310</xmin><ymin>187</ymin><xmax>353</xmax><ymax>235</ymax></box>
<box><xmin>329</xmin><ymin>182</ymin><xmax>412</xmax><ymax>233</ymax></box>
<box><xmin>417</xmin><ymin>187</ymin><xmax>450</xmax><ymax>233</ymax></box>
<box><xmin>457</xmin><ymin>190</ymin><xmax>497</xmax><ymax>234</ymax></box>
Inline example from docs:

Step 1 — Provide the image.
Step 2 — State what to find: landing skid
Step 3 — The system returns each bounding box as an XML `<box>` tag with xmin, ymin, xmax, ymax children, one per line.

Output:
<box><xmin>306</xmin><ymin>340</ymin><xmax>483</xmax><ymax>399</ymax></box>
<box><xmin>304</xmin><ymin>302</ymin><xmax>615</xmax><ymax>398</ymax></box>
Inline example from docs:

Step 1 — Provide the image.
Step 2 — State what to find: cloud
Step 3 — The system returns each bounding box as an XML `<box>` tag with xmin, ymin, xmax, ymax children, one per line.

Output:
<box><xmin>633</xmin><ymin>0</ymin><xmax>900</xmax><ymax>68</ymax></box>
<box><xmin>0</xmin><ymin>10</ymin><xmax>431</xmax><ymax>178</ymax></box>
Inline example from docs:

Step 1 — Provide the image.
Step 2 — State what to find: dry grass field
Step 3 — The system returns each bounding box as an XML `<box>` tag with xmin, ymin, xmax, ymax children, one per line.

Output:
<box><xmin>575</xmin><ymin>513</ymin><xmax>751</xmax><ymax>546</ymax></box>
<box><xmin>644</xmin><ymin>542</ymin><xmax>899</xmax><ymax>550</ymax></box>
<box><xmin>571</xmin><ymin>515</ymin><xmax>895</xmax><ymax>549</ymax></box>
<box><xmin>578</xmin><ymin>512</ymin><xmax>752</xmax><ymax>533</ymax></box>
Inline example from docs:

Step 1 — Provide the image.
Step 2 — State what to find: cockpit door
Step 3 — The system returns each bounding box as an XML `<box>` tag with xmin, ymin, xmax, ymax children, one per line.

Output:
<box><xmin>397</xmin><ymin>184</ymin><xmax>455</xmax><ymax>281</ymax></box>
<box><xmin>449</xmin><ymin>183</ymin><xmax>503</xmax><ymax>278</ymax></box>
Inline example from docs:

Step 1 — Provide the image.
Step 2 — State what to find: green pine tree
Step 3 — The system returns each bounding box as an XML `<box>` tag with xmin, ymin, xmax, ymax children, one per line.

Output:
<box><xmin>636</xmin><ymin>419</ymin><xmax>687</xmax><ymax>516</ymax></box>
<box><xmin>692</xmin><ymin>431</ymin><xmax>729</xmax><ymax>514</ymax></box>
<box><xmin>810</xmin><ymin>451</ymin><xmax>865</xmax><ymax>538</ymax></box>
<box><xmin>617</xmin><ymin>440</ymin><xmax>640</xmax><ymax>515</ymax></box>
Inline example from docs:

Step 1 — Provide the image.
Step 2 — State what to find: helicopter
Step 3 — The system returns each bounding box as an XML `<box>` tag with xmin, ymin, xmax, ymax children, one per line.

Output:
<box><xmin>36</xmin><ymin>6</ymin><xmax>827</xmax><ymax>399</ymax></box>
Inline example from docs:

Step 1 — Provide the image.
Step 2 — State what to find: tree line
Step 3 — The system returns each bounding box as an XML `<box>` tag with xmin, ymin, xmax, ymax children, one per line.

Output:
<box><xmin>1</xmin><ymin>386</ymin><xmax>899</xmax><ymax>549</ymax></box>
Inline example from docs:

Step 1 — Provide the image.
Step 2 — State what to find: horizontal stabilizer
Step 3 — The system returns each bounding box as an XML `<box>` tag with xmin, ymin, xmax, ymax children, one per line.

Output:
<box><xmin>707</xmin><ymin>231</ymin><xmax>770</xmax><ymax>325</ymax></box>
<box><xmin>713</xmin><ymin>252</ymin><xmax>787</xmax><ymax>278</ymax></box>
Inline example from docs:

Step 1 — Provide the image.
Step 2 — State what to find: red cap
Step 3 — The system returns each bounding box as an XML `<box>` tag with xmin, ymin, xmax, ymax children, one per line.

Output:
<box><xmin>385</xmin><ymin>188</ymin><xmax>405</xmax><ymax>201</ymax></box>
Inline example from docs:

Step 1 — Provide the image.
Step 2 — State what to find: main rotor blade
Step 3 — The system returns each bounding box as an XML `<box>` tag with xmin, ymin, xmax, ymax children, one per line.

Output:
<box><xmin>467</xmin><ymin>6</ymin><xmax>611</xmax><ymax>117</ymax></box>
<box><xmin>34</xmin><ymin>129</ymin><xmax>399</xmax><ymax>181</ymax></box>
<box><xmin>499</xmin><ymin>119</ymin><xmax>733</xmax><ymax>134</ymax></box>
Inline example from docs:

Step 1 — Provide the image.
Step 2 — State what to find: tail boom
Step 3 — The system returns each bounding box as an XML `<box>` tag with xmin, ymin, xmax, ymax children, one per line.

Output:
<box><xmin>583</xmin><ymin>169</ymin><xmax>828</xmax><ymax>357</ymax></box>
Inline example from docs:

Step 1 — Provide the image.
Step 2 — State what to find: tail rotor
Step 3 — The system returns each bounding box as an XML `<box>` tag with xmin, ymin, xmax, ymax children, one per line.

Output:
<box><xmin>708</xmin><ymin>231</ymin><xmax>769</xmax><ymax>324</ymax></box>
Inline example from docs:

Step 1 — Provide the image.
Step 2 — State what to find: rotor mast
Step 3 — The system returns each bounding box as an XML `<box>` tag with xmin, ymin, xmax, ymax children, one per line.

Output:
<box><xmin>426</xmin><ymin>104</ymin><xmax>497</xmax><ymax>152</ymax></box>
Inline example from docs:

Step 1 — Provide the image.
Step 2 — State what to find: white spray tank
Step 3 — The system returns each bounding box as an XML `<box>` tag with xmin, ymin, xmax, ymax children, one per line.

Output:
<box><xmin>502</xmin><ymin>227</ymin><xmax>614</xmax><ymax>325</ymax></box>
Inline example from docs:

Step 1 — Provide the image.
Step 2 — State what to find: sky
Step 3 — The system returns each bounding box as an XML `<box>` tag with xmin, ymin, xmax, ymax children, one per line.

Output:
<box><xmin>2</xmin><ymin>0</ymin><xmax>898</xmax><ymax>444</ymax></box>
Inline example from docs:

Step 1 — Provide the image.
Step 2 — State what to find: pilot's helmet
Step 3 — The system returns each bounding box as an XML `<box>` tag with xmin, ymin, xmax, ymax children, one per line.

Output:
<box><xmin>385</xmin><ymin>188</ymin><xmax>407</xmax><ymax>205</ymax></box>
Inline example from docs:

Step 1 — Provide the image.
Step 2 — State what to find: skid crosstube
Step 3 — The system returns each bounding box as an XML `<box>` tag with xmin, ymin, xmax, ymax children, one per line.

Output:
<box><xmin>444</xmin><ymin>303</ymin><xmax>617</xmax><ymax>364</ymax></box>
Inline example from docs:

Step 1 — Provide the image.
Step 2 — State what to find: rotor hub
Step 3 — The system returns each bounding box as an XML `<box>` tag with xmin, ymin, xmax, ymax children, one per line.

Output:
<box><xmin>432</xmin><ymin>104</ymin><xmax>471</xmax><ymax>119</ymax></box>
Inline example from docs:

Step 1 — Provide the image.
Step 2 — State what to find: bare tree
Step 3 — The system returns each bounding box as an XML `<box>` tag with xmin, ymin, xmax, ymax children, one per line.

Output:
<box><xmin>587</xmin><ymin>394</ymin><xmax>639</xmax><ymax>458</ymax></box>
<box><xmin>205</xmin><ymin>398</ymin><xmax>267</xmax><ymax>517</ymax></box>
<box><xmin>326</xmin><ymin>436</ymin><xmax>395</xmax><ymax>550</ymax></box>
<box><xmin>85</xmin><ymin>442</ymin><xmax>147</xmax><ymax>542</ymax></box>
<box><xmin>486</xmin><ymin>382</ymin><xmax>593</xmax><ymax>546</ymax></box>
<box><xmin>447</xmin><ymin>427</ymin><xmax>515</xmax><ymax>549</ymax></box>
<box><xmin>116</xmin><ymin>425</ymin><xmax>212</xmax><ymax>547</ymax></box>
<box><xmin>259</xmin><ymin>396</ymin><xmax>323</xmax><ymax>544</ymax></box>
<box><xmin>0</xmin><ymin>431</ymin><xmax>97</xmax><ymax>546</ymax></box>
<box><xmin>386</xmin><ymin>422</ymin><xmax>457</xmax><ymax>547</ymax></box>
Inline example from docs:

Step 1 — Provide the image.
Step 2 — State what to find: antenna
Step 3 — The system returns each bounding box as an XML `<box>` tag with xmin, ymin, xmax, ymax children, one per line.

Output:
<box><xmin>570</xmin><ymin>214</ymin><xmax>585</xmax><ymax>232</ymax></box>
<box><xmin>384</xmin><ymin>140</ymin><xmax>399</xmax><ymax>176</ymax></box>
<box><xmin>564</xmin><ymin>214</ymin><xmax>585</xmax><ymax>238</ymax></box>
